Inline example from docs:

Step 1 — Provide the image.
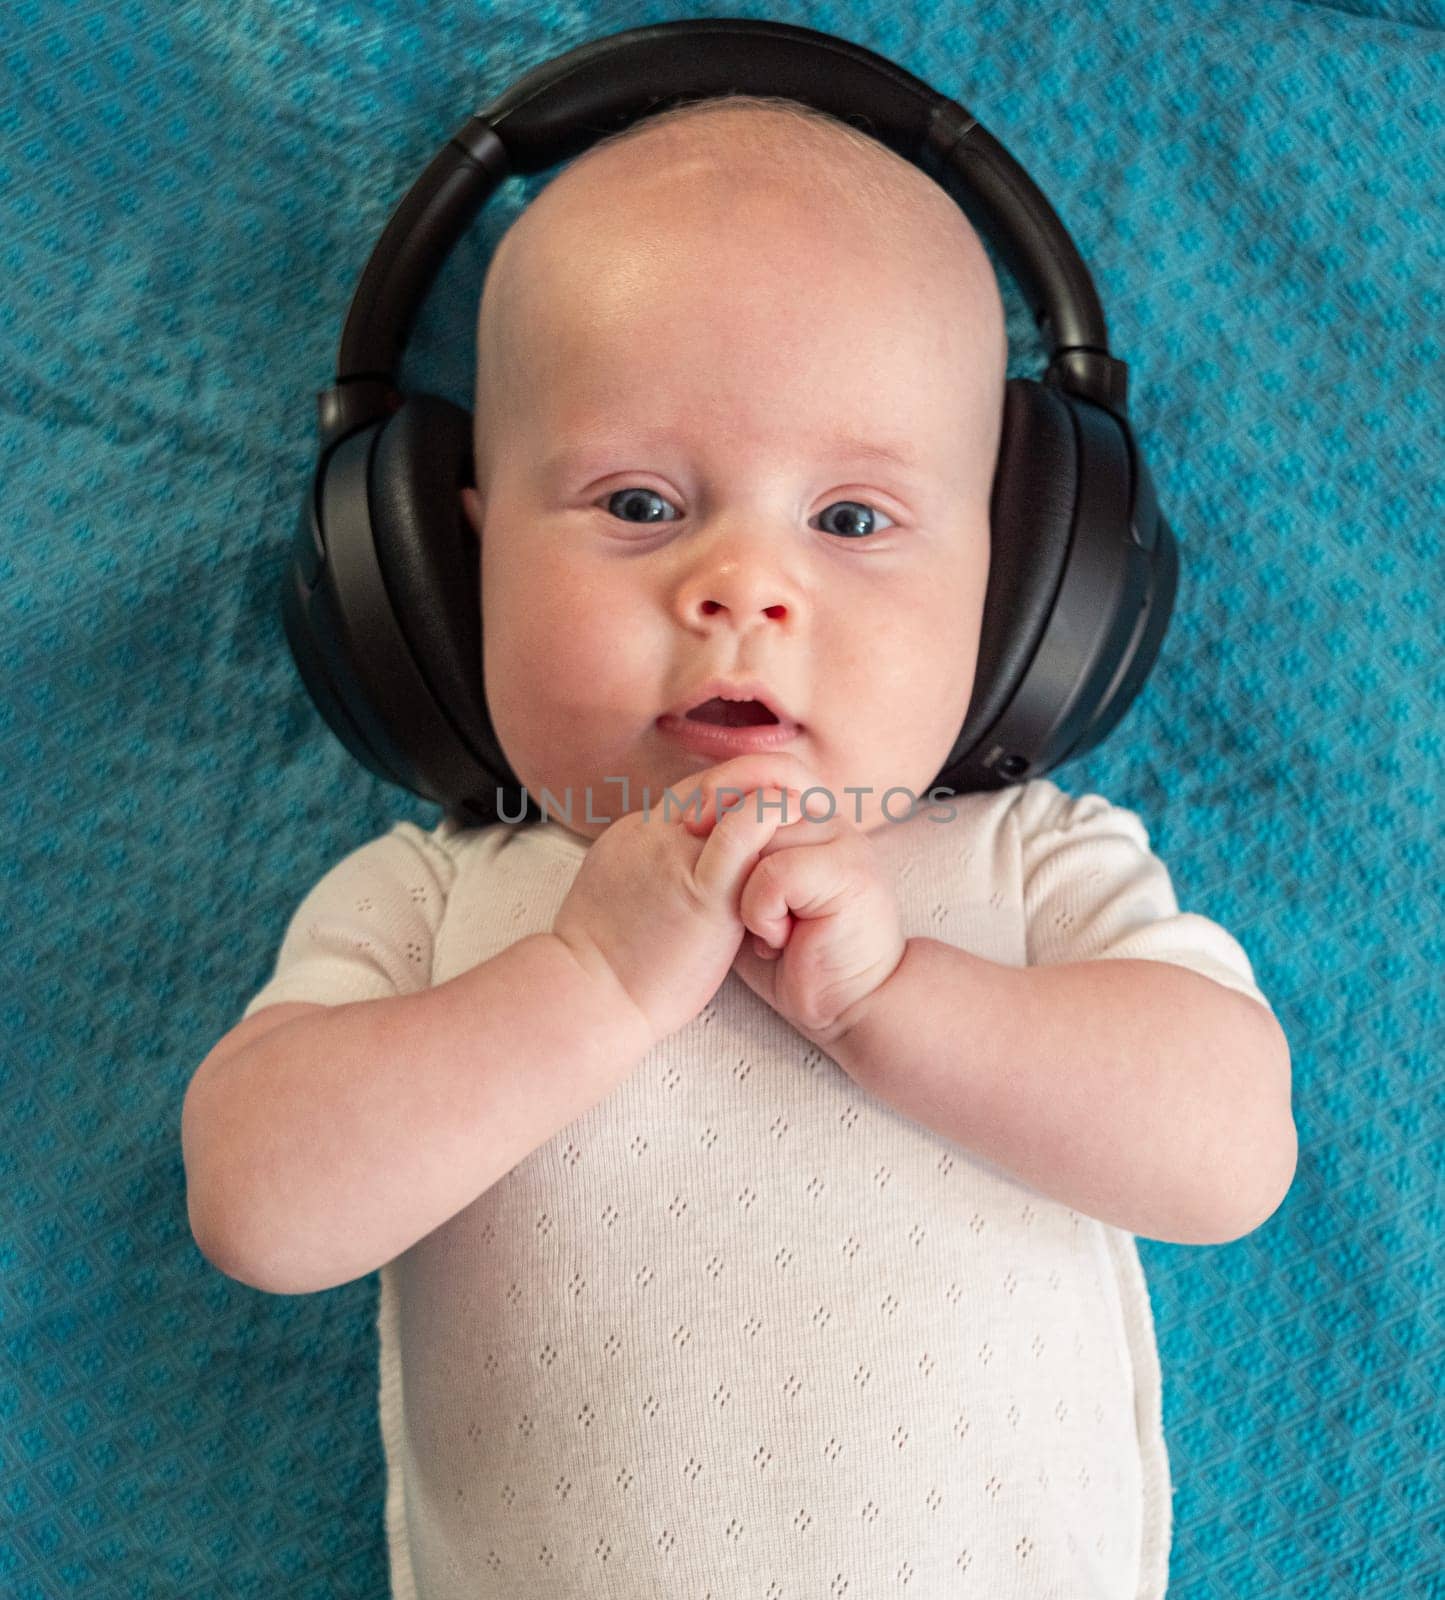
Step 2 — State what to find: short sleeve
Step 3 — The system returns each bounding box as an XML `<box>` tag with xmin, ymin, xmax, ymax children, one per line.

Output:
<box><xmin>238</xmin><ymin>820</ymin><xmax>459</xmax><ymax>1023</ymax></box>
<box><xmin>1014</xmin><ymin>778</ymin><xmax>1276</xmax><ymax>1018</ymax></box>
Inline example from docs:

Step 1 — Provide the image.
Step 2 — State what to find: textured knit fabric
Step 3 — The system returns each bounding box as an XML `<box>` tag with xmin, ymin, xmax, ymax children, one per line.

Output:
<box><xmin>240</xmin><ymin>777</ymin><xmax>1275</xmax><ymax>1599</ymax></box>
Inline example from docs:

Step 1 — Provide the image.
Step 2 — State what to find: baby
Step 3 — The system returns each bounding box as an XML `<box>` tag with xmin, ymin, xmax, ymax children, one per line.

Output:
<box><xmin>182</xmin><ymin>96</ymin><xmax>1296</xmax><ymax>1599</ymax></box>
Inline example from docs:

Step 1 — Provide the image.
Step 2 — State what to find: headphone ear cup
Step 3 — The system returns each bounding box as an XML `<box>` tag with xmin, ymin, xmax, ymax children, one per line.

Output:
<box><xmin>367</xmin><ymin>392</ymin><xmax>531</xmax><ymax>819</ymax></box>
<box><xmin>935</xmin><ymin>376</ymin><xmax>1079</xmax><ymax>790</ymax></box>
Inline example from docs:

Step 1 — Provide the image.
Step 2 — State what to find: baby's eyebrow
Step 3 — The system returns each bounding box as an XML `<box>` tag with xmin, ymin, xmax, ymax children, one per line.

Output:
<box><xmin>819</xmin><ymin>435</ymin><xmax>924</xmax><ymax>473</ymax></box>
<box><xmin>542</xmin><ymin>432</ymin><xmax>926</xmax><ymax>480</ymax></box>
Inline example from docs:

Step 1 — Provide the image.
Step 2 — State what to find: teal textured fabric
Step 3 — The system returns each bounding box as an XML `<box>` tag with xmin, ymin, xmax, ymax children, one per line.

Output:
<box><xmin>3</xmin><ymin>2</ymin><xmax>1442</xmax><ymax>1596</ymax></box>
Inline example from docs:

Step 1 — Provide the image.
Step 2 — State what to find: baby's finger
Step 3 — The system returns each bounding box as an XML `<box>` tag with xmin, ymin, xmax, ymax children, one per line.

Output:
<box><xmin>690</xmin><ymin>785</ymin><xmax>796</xmax><ymax>907</ymax></box>
<box><xmin>738</xmin><ymin>849</ymin><xmax>797</xmax><ymax>947</ymax></box>
<box><xmin>671</xmin><ymin>754</ymin><xmax>831</xmax><ymax>833</ymax></box>
<box><xmin>738</xmin><ymin>835</ymin><xmax>852</xmax><ymax>942</ymax></box>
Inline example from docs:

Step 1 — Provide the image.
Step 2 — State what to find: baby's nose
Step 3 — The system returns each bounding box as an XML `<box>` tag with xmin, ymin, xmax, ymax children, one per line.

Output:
<box><xmin>679</xmin><ymin>550</ymin><xmax>797</xmax><ymax>629</ymax></box>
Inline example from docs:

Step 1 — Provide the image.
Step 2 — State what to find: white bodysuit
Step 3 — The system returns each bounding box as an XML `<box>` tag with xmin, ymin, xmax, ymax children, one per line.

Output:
<box><xmin>240</xmin><ymin>777</ymin><xmax>1277</xmax><ymax>1599</ymax></box>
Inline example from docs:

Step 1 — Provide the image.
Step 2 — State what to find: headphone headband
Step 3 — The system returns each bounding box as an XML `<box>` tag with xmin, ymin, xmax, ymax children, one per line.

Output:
<box><xmin>320</xmin><ymin>17</ymin><xmax>1129</xmax><ymax>453</ymax></box>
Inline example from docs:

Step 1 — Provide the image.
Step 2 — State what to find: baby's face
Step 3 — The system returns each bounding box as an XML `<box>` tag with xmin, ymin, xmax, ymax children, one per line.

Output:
<box><xmin>461</xmin><ymin>131</ymin><xmax>1007</xmax><ymax>841</ymax></box>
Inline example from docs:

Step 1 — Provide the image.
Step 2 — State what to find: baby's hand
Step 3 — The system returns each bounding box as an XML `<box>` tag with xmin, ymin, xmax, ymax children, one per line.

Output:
<box><xmin>681</xmin><ymin>758</ymin><xmax>908</xmax><ymax>1055</ymax></box>
<box><xmin>551</xmin><ymin>756</ymin><xmax>822</xmax><ymax>1048</ymax></box>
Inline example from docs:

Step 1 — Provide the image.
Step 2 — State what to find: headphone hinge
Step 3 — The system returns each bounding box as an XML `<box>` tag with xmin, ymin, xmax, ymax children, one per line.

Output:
<box><xmin>1045</xmin><ymin>347</ymin><xmax>1130</xmax><ymax>420</ymax></box>
<box><xmin>316</xmin><ymin>378</ymin><xmax>404</xmax><ymax>454</ymax></box>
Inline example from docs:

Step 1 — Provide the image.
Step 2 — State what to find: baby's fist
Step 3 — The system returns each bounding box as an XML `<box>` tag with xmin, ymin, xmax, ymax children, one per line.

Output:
<box><xmin>730</xmin><ymin>806</ymin><xmax>907</xmax><ymax>1055</ymax></box>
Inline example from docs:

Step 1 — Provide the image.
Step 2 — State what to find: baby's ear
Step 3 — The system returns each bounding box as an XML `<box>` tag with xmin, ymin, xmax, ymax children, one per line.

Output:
<box><xmin>460</xmin><ymin>486</ymin><xmax>483</xmax><ymax>543</ymax></box>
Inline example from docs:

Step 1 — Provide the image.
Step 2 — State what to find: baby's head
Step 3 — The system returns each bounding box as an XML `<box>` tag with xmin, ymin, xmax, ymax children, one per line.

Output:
<box><xmin>459</xmin><ymin>95</ymin><xmax>1008</xmax><ymax>839</ymax></box>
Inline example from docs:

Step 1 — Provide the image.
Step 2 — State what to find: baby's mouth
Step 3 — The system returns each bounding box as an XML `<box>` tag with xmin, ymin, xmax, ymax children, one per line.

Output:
<box><xmin>684</xmin><ymin>697</ymin><xmax>779</xmax><ymax>728</ymax></box>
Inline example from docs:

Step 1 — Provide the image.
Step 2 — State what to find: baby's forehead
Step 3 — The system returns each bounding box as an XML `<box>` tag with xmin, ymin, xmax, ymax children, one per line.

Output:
<box><xmin>474</xmin><ymin>111</ymin><xmax>1009</xmax><ymax>484</ymax></box>
<box><xmin>512</xmin><ymin>179</ymin><xmax>999</xmax><ymax>369</ymax></box>
<box><xmin>501</xmin><ymin>109</ymin><xmax>1000</xmax><ymax>310</ymax></box>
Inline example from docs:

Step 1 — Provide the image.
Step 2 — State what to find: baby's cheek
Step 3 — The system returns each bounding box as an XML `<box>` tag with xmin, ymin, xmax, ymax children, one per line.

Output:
<box><xmin>486</xmin><ymin>553</ymin><xmax>575</xmax><ymax>660</ymax></box>
<box><xmin>512</xmin><ymin>580</ymin><xmax>653</xmax><ymax>722</ymax></box>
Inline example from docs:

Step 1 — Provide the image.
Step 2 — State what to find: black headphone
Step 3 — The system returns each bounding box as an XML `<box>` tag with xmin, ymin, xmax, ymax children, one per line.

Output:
<box><xmin>283</xmin><ymin>17</ymin><xmax>1178</xmax><ymax>829</ymax></box>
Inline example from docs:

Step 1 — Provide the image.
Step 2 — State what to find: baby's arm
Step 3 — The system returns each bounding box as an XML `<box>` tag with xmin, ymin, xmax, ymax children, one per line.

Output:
<box><xmin>821</xmin><ymin>784</ymin><xmax>1295</xmax><ymax>1247</ymax></box>
<box><xmin>181</xmin><ymin>931</ymin><xmax>652</xmax><ymax>1294</ymax></box>
<box><xmin>829</xmin><ymin>939</ymin><xmax>1294</xmax><ymax>1245</ymax></box>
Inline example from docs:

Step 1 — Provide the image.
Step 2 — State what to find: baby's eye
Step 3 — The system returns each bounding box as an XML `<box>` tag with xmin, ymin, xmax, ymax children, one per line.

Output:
<box><xmin>815</xmin><ymin>500</ymin><xmax>895</xmax><ymax>539</ymax></box>
<box><xmin>599</xmin><ymin>487</ymin><xmax>895</xmax><ymax>539</ymax></box>
<box><xmin>603</xmin><ymin>487</ymin><xmax>680</xmax><ymax>525</ymax></box>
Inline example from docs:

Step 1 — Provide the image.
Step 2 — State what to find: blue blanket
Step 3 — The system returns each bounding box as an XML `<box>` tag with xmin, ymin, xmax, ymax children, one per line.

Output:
<box><xmin>4</xmin><ymin>1</ymin><xmax>1441</xmax><ymax>1594</ymax></box>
